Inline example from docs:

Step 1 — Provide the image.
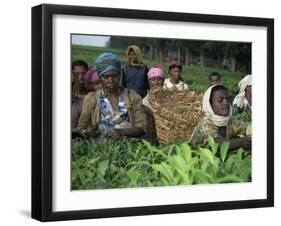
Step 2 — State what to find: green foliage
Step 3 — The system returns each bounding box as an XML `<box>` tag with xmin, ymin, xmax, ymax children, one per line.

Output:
<box><xmin>72</xmin><ymin>137</ymin><xmax>251</xmax><ymax>190</ymax></box>
<box><xmin>232</xmin><ymin>112</ymin><xmax>252</xmax><ymax>122</ymax></box>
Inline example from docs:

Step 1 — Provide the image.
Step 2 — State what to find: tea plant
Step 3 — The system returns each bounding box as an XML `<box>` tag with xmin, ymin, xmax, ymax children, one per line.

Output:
<box><xmin>72</xmin><ymin>136</ymin><xmax>251</xmax><ymax>190</ymax></box>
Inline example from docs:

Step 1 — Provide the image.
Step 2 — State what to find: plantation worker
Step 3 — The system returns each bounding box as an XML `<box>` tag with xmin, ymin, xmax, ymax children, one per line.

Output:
<box><xmin>78</xmin><ymin>52</ymin><xmax>146</xmax><ymax>140</ymax></box>
<box><xmin>209</xmin><ymin>72</ymin><xmax>222</xmax><ymax>86</ymax></box>
<box><xmin>163</xmin><ymin>59</ymin><xmax>188</xmax><ymax>91</ymax></box>
<box><xmin>72</xmin><ymin>60</ymin><xmax>88</xmax><ymax>97</ymax></box>
<box><xmin>143</xmin><ymin>65</ymin><xmax>165</xmax><ymax>109</ymax></box>
<box><xmin>121</xmin><ymin>45</ymin><xmax>149</xmax><ymax>98</ymax></box>
<box><xmin>71</xmin><ymin>60</ymin><xmax>89</xmax><ymax>138</ymax></box>
<box><xmin>142</xmin><ymin>66</ymin><xmax>165</xmax><ymax>144</ymax></box>
<box><xmin>189</xmin><ymin>84</ymin><xmax>251</xmax><ymax>150</ymax></box>
<box><xmin>232</xmin><ymin>75</ymin><xmax>252</xmax><ymax>114</ymax></box>
<box><xmin>84</xmin><ymin>67</ymin><xmax>102</xmax><ymax>92</ymax></box>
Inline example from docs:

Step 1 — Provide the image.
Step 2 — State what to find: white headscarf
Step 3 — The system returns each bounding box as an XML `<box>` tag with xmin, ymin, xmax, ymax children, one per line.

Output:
<box><xmin>203</xmin><ymin>85</ymin><xmax>232</xmax><ymax>127</ymax></box>
<box><xmin>233</xmin><ymin>75</ymin><xmax>252</xmax><ymax>110</ymax></box>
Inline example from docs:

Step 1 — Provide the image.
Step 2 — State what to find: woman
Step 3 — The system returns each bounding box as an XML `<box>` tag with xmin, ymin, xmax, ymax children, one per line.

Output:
<box><xmin>142</xmin><ymin>66</ymin><xmax>165</xmax><ymax>144</ymax></box>
<box><xmin>84</xmin><ymin>67</ymin><xmax>102</xmax><ymax>92</ymax></box>
<box><xmin>71</xmin><ymin>60</ymin><xmax>88</xmax><ymax>96</ymax></box>
<box><xmin>233</xmin><ymin>74</ymin><xmax>252</xmax><ymax>114</ymax></box>
<box><xmin>189</xmin><ymin>84</ymin><xmax>251</xmax><ymax>150</ymax></box>
<box><xmin>121</xmin><ymin>45</ymin><xmax>149</xmax><ymax>98</ymax></box>
<box><xmin>78</xmin><ymin>52</ymin><xmax>146</xmax><ymax>140</ymax></box>
<box><xmin>163</xmin><ymin>59</ymin><xmax>188</xmax><ymax>91</ymax></box>
<box><xmin>143</xmin><ymin>65</ymin><xmax>165</xmax><ymax>109</ymax></box>
<box><xmin>71</xmin><ymin>60</ymin><xmax>88</xmax><ymax>138</ymax></box>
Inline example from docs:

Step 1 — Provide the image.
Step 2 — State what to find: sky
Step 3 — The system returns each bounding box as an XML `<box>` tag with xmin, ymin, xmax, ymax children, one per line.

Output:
<box><xmin>72</xmin><ymin>35</ymin><xmax>110</xmax><ymax>47</ymax></box>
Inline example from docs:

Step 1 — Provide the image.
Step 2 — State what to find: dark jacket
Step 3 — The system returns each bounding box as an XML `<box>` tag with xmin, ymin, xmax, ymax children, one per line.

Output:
<box><xmin>121</xmin><ymin>64</ymin><xmax>149</xmax><ymax>98</ymax></box>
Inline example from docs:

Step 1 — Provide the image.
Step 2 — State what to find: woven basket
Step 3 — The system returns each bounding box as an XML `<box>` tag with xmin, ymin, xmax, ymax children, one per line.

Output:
<box><xmin>148</xmin><ymin>88</ymin><xmax>204</xmax><ymax>144</ymax></box>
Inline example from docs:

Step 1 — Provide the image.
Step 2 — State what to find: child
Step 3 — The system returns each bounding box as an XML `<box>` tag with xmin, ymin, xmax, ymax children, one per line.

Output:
<box><xmin>122</xmin><ymin>45</ymin><xmax>149</xmax><ymax>98</ymax></box>
<box><xmin>209</xmin><ymin>72</ymin><xmax>222</xmax><ymax>86</ymax></box>
<box><xmin>163</xmin><ymin>59</ymin><xmax>188</xmax><ymax>90</ymax></box>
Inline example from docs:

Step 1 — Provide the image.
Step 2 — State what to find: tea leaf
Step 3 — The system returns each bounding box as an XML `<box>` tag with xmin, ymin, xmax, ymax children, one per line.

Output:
<box><xmin>220</xmin><ymin>141</ymin><xmax>230</xmax><ymax>162</ymax></box>
<box><xmin>208</xmin><ymin>135</ymin><xmax>219</xmax><ymax>155</ymax></box>
<box><xmin>246</xmin><ymin>124</ymin><xmax>252</xmax><ymax>136</ymax></box>
<box><xmin>97</xmin><ymin>160</ymin><xmax>109</xmax><ymax>177</ymax></box>
<box><xmin>199</xmin><ymin>147</ymin><xmax>215</xmax><ymax>165</ymax></box>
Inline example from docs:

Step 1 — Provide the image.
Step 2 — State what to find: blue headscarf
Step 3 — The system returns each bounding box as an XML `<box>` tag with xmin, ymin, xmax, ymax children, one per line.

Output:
<box><xmin>95</xmin><ymin>52</ymin><xmax>121</xmax><ymax>78</ymax></box>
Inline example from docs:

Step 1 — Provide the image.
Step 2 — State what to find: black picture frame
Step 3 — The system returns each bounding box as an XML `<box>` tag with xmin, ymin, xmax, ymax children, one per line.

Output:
<box><xmin>32</xmin><ymin>3</ymin><xmax>274</xmax><ymax>222</ymax></box>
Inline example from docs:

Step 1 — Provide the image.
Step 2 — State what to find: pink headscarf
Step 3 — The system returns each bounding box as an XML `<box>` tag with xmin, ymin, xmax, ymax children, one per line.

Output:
<box><xmin>148</xmin><ymin>66</ymin><xmax>164</xmax><ymax>80</ymax></box>
<box><xmin>84</xmin><ymin>67</ymin><xmax>99</xmax><ymax>83</ymax></box>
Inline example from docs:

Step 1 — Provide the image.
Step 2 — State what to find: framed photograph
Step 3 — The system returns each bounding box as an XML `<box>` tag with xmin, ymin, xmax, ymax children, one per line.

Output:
<box><xmin>32</xmin><ymin>3</ymin><xmax>274</xmax><ymax>221</ymax></box>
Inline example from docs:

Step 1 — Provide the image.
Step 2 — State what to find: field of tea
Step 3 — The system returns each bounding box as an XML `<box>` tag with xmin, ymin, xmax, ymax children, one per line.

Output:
<box><xmin>71</xmin><ymin>45</ymin><xmax>251</xmax><ymax>190</ymax></box>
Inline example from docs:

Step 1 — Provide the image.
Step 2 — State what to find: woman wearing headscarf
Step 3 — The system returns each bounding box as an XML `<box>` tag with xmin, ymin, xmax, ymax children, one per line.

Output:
<box><xmin>189</xmin><ymin>84</ymin><xmax>251</xmax><ymax>150</ymax></box>
<box><xmin>72</xmin><ymin>66</ymin><xmax>102</xmax><ymax>139</ymax></box>
<box><xmin>78</xmin><ymin>52</ymin><xmax>146</xmax><ymax>140</ymax></box>
<box><xmin>232</xmin><ymin>75</ymin><xmax>252</xmax><ymax>114</ymax></box>
<box><xmin>121</xmin><ymin>45</ymin><xmax>149</xmax><ymax>98</ymax></box>
<box><xmin>84</xmin><ymin>67</ymin><xmax>102</xmax><ymax>92</ymax></box>
<box><xmin>142</xmin><ymin>65</ymin><xmax>165</xmax><ymax>144</ymax></box>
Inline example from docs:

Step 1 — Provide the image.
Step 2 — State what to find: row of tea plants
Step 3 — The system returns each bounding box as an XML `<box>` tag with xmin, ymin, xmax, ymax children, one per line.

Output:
<box><xmin>72</xmin><ymin>134</ymin><xmax>251</xmax><ymax>190</ymax></box>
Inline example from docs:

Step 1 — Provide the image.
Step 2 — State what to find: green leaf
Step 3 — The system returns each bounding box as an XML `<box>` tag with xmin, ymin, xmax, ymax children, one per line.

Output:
<box><xmin>143</xmin><ymin>139</ymin><xmax>167</xmax><ymax>158</ymax></box>
<box><xmin>97</xmin><ymin>160</ymin><xmax>109</xmax><ymax>177</ymax></box>
<box><xmin>220</xmin><ymin>141</ymin><xmax>230</xmax><ymax>162</ymax></box>
<box><xmin>180</xmin><ymin>143</ymin><xmax>192</xmax><ymax>162</ymax></box>
<box><xmin>176</xmin><ymin>145</ymin><xmax>182</xmax><ymax>155</ymax></box>
<box><xmin>216</xmin><ymin>175</ymin><xmax>244</xmax><ymax>183</ymax></box>
<box><xmin>208</xmin><ymin>135</ymin><xmax>219</xmax><ymax>155</ymax></box>
<box><xmin>193</xmin><ymin>170</ymin><xmax>211</xmax><ymax>184</ymax></box>
<box><xmin>246</xmin><ymin>123</ymin><xmax>252</xmax><ymax>136</ymax></box>
<box><xmin>170</xmin><ymin>155</ymin><xmax>191</xmax><ymax>184</ymax></box>
<box><xmin>199</xmin><ymin>147</ymin><xmax>215</xmax><ymax>165</ymax></box>
<box><xmin>236</xmin><ymin>148</ymin><xmax>244</xmax><ymax>161</ymax></box>
<box><xmin>171</xmin><ymin>155</ymin><xmax>187</xmax><ymax>170</ymax></box>
<box><xmin>153</xmin><ymin>163</ymin><xmax>173</xmax><ymax>183</ymax></box>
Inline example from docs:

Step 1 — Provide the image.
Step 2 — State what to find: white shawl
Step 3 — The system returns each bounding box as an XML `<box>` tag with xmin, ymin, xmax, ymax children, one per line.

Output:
<box><xmin>203</xmin><ymin>85</ymin><xmax>232</xmax><ymax>127</ymax></box>
<box><xmin>233</xmin><ymin>75</ymin><xmax>252</xmax><ymax>110</ymax></box>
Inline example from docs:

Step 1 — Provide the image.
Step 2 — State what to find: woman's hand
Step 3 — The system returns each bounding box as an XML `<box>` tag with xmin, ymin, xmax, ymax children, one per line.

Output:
<box><xmin>240</xmin><ymin>136</ymin><xmax>252</xmax><ymax>150</ymax></box>
<box><xmin>107</xmin><ymin>127</ymin><xmax>144</xmax><ymax>140</ymax></box>
<box><xmin>225</xmin><ymin>136</ymin><xmax>252</xmax><ymax>151</ymax></box>
<box><xmin>82</xmin><ymin>126</ymin><xmax>98</xmax><ymax>138</ymax></box>
<box><xmin>107</xmin><ymin>129</ymin><xmax>123</xmax><ymax>140</ymax></box>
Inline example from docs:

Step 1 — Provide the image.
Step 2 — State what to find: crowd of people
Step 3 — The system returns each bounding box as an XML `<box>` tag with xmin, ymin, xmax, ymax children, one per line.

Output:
<box><xmin>71</xmin><ymin>45</ymin><xmax>252</xmax><ymax>151</ymax></box>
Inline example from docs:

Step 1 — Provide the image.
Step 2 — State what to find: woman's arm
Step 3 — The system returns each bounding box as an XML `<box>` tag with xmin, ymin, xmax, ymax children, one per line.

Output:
<box><xmin>216</xmin><ymin>136</ymin><xmax>251</xmax><ymax>151</ymax></box>
<box><xmin>77</xmin><ymin>94</ymin><xmax>97</xmax><ymax>138</ymax></box>
<box><xmin>107</xmin><ymin>127</ymin><xmax>144</xmax><ymax>140</ymax></box>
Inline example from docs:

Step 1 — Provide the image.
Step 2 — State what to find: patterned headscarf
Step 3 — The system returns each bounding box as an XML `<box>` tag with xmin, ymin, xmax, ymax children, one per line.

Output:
<box><xmin>95</xmin><ymin>52</ymin><xmax>121</xmax><ymax>77</ymax></box>
<box><xmin>126</xmin><ymin>45</ymin><xmax>146</xmax><ymax>67</ymax></box>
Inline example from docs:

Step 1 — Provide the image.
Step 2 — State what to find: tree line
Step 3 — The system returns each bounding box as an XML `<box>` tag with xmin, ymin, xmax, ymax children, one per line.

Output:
<box><xmin>108</xmin><ymin>36</ymin><xmax>251</xmax><ymax>73</ymax></box>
